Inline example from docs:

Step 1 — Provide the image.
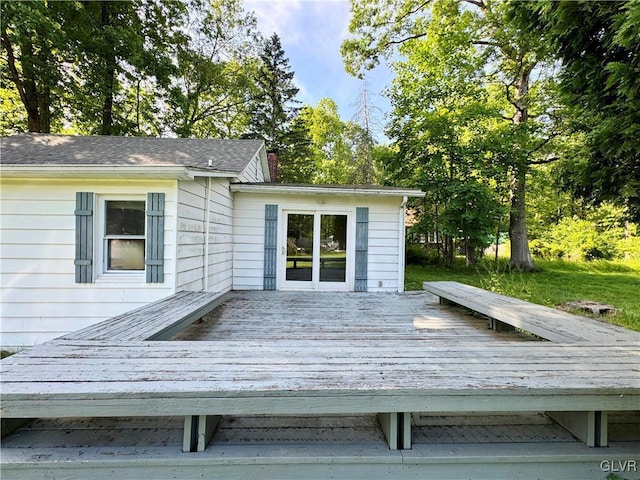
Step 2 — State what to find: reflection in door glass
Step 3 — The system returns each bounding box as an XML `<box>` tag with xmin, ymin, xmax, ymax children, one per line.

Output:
<box><xmin>286</xmin><ymin>214</ymin><xmax>314</xmax><ymax>281</ymax></box>
<box><xmin>320</xmin><ymin>215</ymin><xmax>347</xmax><ymax>282</ymax></box>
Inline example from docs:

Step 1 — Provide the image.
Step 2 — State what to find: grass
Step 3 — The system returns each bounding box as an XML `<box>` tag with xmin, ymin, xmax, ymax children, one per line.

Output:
<box><xmin>405</xmin><ymin>257</ymin><xmax>640</xmax><ymax>332</ymax></box>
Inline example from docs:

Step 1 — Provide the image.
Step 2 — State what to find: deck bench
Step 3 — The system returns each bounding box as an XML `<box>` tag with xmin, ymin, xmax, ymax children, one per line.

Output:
<box><xmin>62</xmin><ymin>290</ymin><xmax>227</xmax><ymax>342</ymax></box>
<box><xmin>422</xmin><ymin>281</ymin><xmax>640</xmax><ymax>344</ymax></box>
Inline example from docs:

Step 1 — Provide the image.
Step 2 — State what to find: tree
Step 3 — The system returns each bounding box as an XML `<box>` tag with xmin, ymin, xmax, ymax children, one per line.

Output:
<box><xmin>510</xmin><ymin>1</ymin><xmax>640</xmax><ymax>222</ymax></box>
<box><xmin>301</xmin><ymin>99</ymin><xmax>352</xmax><ymax>184</ymax></box>
<box><xmin>68</xmin><ymin>0</ymin><xmax>186</xmax><ymax>136</ymax></box>
<box><xmin>1</xmin><ymin>0</ymin><xmax>184</xmax><ymax>136</ymax></box>
<box><xmin>350</xmin><ymin>79</ymin><xmax>385</xmax><ymax>183</ymax></box>
<box><xmin>245</xmin><ymin>33</ymin><xmax>300</xmax><ymax>152</ymax></box>
<box><xmin>165</xmin><ymin>0</ymin><xmax>261</xmax><ymax>138</ymax></box>
<box><xmin>1</xmin><ymin>1</ymin><xmax>68</xmax><ymax>132</ymax></box>
<box><xmin>342</xmin><ymin>0</ymin><xmax>562</xmax><ymax>270</ymax></box>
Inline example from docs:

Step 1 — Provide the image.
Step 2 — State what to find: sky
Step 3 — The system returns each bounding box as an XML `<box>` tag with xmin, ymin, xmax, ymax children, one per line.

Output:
<box><xmin>244</xmin><ymin>0</ymin><xmax>394</xmax><ymax>141</ymax></box>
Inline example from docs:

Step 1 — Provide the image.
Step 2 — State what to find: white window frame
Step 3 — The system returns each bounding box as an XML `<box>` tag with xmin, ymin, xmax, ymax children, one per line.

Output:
<box><xmin>95</xmin><ymin>194</ymin><xmax>147</xmax><ymax>281</ymax></box>
<box><xmin>278</xmin><ymin>207</ymin><xmax>355</xmax><ymax>291</ymax></box>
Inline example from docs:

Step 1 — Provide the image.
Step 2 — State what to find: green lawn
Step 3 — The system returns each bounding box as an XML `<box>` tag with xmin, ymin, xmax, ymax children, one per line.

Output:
<box><xmin>405</xmin><ymin>257</ymin><xmax>640</xmax><ymax>332</ymax></box>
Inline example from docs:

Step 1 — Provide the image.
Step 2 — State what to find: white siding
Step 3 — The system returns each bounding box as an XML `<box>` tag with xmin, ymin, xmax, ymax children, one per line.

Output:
<box><xmin>235</xmin><ymin>153</ymin><xmax>266</xmax><ymax>183</ymax></box>
<box><xmin>175</xmin><ymin>178</ymin><xmax>234</xmax><ymax>294</ymax></box>
<box><xmin>232</xmin><ymin>192</ymin><xmax>405</xmax><ymax>292</ymax></box>
<box><xmin>0</xmin><ymin>179</ymin><xmax>176</xmax><ymax>348</ymax></box>
<box><xmin>232</xmin><ymin>194</ymin><xmax>267</xmax><ymax>290</ymax></box>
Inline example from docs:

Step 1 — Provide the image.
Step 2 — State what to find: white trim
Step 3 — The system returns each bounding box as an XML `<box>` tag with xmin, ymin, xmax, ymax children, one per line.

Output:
<box><xmin>96</xmin><ymin>194</ymin><xmax>147</xmax><ymax>281</ymax></box>
<box><xmin>278</xmin><ymin>208</ymin><xmax>355</xmax><ymax>292</ymax></box>
<box><xmin>398</xmin><ymin>196</ymin><xmax>408</xmax><ymax>293</ymax></box>
<box><xmin>230</xmin><ymin>184</ymin><xmax>425</xmax><ymax>198</ymax></box>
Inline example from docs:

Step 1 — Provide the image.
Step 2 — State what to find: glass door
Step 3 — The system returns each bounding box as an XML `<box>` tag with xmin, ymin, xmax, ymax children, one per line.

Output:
<box><xmin>282</xmin><ymin>211</ymin><xmax>350</xmax><ymax>290</ymax></box>
<box><xmin>285</xmin><ymin>213</ymin><xmax>314</xmax><ymax>282</ymax></box>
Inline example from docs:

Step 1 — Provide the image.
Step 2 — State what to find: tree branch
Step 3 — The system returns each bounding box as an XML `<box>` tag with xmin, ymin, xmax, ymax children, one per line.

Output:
<box><xmin>384</xmin><ymin>31</ymin><xmax>428</xmax><ymax>47</ymax></box>
<box><xmin>372</xmin><ymin>0</ymin><xmax>433</xmax><ymax>29</ymax></box>
<box><xmin>529</xmin><ymin>156</ymin><xmax>559</xmax><ymax>165</ymax></box>
<box><xmin>463</xmin><ymin>0</ymin><xmax>486</xmax><ymax>9</ymax></box>
<box><xmin>1</xmin><ymin>30</ymin><xmax>28</xmax><ymax>110</ymax></box>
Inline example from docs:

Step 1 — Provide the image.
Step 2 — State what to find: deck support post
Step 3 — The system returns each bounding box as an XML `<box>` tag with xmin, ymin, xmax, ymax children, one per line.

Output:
<box><xmin>183</xmin><ymin>415</ymin><xmax>220</xmax><ymax>452</ymax></box>
<box><xmin>378</xmin><ymin>412</ymin><xmax>411</xmax><ymax>450</ymax></box>
<box><xmin>548</xmin><ymin>411</ymin><xmax>608</xmax><ymax>447</ymax></box>
<box><xmin>488</xmin><ymin>318</ymin><xmax>517</xmax><ymax>332</ymax></box>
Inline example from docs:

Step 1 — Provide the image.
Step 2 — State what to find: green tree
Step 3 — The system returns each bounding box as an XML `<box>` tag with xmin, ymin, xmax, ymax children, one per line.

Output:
<box><xmin>245</xmin><ymin>33</ymin><xmax>300</xmax><ymax>151</ymax></box>
<box><xmin>510</xmin><ymin>1</ymin><xmax>640</xmax><ymax>222</ymax></box>
<box><xmin>67</xmin><ymin>0</ymin><xmax>182</xmax><ymax>135</ymax></box>
<box><xmin>1</xmin><ymin>0</ymin><xmax>184</xmax><ymax>136</ymax></box>
<box><xmin>165</xmin><ymin>0</ymin><xmax>260</xmax><ymax>138</ymax></box>
<box><xmin>1</xmin><ymin>1</ymin><xmax>69</xmax><ymax>132</ymax></box>
<box><xmin>301</xmin><ymin>99</ymin><xmax>354</xmax><ymax>184</ymax></box>
<box><xmin>342</xmin><ymin>0</ymin><xmax>563</xmax><ymax>270</ymax></box>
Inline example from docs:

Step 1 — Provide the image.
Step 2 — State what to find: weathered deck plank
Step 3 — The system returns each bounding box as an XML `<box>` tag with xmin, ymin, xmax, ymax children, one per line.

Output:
<box><xmin>422</xmin><ymin>281</ymin><xmax>640</xmax><ymax>343</ymax></box>
<box><xmin>2</xmin><ymin>339</ymin><xmax>638</xmax><ymax>418</ymax></box>
<box><xmin>62</xmin><ymin>291</ymin><xmax>226</xmax><ymax>341</ymax></box>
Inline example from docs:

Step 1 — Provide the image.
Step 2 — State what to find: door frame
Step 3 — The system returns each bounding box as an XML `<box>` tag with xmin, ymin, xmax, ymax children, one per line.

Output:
<box><xmin>278</xmin><ymin>208</ymin><xmax>355</xmax><ymax>291</ymax></box>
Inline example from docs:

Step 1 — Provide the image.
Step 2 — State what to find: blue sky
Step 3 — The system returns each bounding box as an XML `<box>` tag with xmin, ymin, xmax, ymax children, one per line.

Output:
<box><xmin>245</xmin><ymin>0</ymin><xmax>394</xmax><ymax>141</ymax></box>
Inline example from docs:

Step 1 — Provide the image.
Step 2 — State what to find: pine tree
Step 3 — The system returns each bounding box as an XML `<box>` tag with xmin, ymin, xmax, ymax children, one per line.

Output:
<box><xmin>245</xmin><ymin>33</ymin><xmax>300</xmax><ymax>154</ymax></box>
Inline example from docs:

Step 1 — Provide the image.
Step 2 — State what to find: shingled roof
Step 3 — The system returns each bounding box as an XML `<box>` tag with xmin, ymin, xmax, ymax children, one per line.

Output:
<box><xmin>0</xmin><ymin>134</ymin><xmax>265</xmax><ymax>174</ymax></box>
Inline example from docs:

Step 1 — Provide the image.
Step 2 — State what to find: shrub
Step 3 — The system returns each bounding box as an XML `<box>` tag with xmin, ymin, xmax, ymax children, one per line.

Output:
<box><xmin>531</xmin><ymin>204</ymin><xmax>637</xmax><ymax>261</ymax></box>
<box><xmin>406</xmin><ymin>244</ymin><xmax>441</xmax><ymax>266</ymax></box>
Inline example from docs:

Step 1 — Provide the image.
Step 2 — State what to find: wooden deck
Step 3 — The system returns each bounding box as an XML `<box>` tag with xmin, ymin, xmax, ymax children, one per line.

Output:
<box><xmin>2</xmin><ymin>291</ymin><xmax>639</xmax><ymax>479</ymax></box>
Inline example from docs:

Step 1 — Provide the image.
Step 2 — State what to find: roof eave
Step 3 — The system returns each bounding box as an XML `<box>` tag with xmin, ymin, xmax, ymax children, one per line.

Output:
<box><xmin>229</xmin><ymin>183</ymin><xmax>426</xmax><ymax>197</ymax></box>
<box><xmin>0</xmin><ymin>165</ymin><xmax>237</xmax><ymax>180</ymax></box>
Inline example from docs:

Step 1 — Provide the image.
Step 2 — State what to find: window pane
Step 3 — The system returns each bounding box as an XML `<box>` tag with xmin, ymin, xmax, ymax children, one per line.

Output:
<box><xmin>106</xmin><ymin>201</ymin><xmax>145</xmax><ymax>236</ymax></box>
<box><xmin>108</xmin><ymin>239</ymin><xmax>145</xmax><ymax>270</ymax></box>
<box><xmin>286</xmin><ymin>213</ymin><xmax>314</xmax><ymax>281</ymax></box>
<box><xmin>320</xmin><ymin>215</ymin><xmax>347</xmax><ymax>282</ymax></box>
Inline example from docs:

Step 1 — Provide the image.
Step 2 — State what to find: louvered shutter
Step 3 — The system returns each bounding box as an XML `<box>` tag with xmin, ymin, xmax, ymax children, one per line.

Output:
<box><xmin>263</xmin><ymin>204</ymin><xmax>278</xmax><ymax>290</ymax></box>
<box><xmin>75</xmin><ymin>192</ymin><xmax>94</xmax><ymax>283</ymax></box>
<box><xmin>354</xmin><ymin>207</ymin><xmax>369</xmax><ymax>292</ymax></box>
<box><xmin>146</xmin><ymin>193</ymin><xmax>165</xmax><ymax>283</ymax></box>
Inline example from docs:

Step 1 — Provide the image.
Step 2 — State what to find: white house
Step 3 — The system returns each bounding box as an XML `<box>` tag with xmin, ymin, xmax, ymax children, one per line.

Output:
<box><xmin>0</xmin><ymin>134</ymin><xmax>424</xmax><ymax>348</ymax></box>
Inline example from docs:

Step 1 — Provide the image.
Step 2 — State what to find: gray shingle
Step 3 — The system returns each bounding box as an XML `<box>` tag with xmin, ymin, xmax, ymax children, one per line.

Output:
<box><xmin>0</xmin><ymin>134</ymin><xmax>265</xmax><ymax>174</ymax></box>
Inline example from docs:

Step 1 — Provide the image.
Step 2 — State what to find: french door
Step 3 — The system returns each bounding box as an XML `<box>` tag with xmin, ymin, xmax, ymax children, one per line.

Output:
<box><xmin>281</xmin><ymin>211</ymin><xmax>352</xmax><ymax>290</ymax></box>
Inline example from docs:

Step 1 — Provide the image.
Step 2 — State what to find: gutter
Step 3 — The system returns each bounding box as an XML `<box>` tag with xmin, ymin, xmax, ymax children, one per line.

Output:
<box><xmin>230</xmin><ymin>184</ymin><xmax>425</xmax><ymax>198</ymax></box>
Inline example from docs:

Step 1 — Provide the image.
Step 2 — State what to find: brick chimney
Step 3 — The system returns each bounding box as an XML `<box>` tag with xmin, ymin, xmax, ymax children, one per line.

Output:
<box><xmin>266</xmin><ymin>152</ymin><xmax>278</xmax><ymax>182</ymax></box>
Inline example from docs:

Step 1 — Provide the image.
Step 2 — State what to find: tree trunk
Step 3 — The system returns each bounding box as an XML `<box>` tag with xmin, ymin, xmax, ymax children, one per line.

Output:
<box><xmin>1</xmin><ymin>32</ymin><xmax>46</xmax><ymax>132</ymax></box>
<box><xmin>509</xmin><ymin>165</ymin><xmax>535</xmax><ymax>270</ymax></box>
<box><xmin>100</xmin><ymin>2</ymin><xmax>116</xmax><ymax>135</ymax></box>
<box><xmin>508</xmin><ymin>63</ymin><xmax>536</xmax><ymax>271</ymax></box>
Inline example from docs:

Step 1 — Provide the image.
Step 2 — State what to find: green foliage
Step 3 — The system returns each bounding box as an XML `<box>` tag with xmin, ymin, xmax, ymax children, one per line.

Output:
<box><xmin>288</xmin><ymin>98</ymin><xmax>382</xmax><ymax>185</ymax></box>
<box><xmin>532</xmin><ymin>204</ymin><xmax>638</xmax><ymax>261</ymax></box>
<box><xmin>509</xmin><ymin>0</ymin><xmax>640</xmax><ymax>222</ymax></box>
<box><xmin>245</xmin><ymin>32</ymin><xmax>300</xmax><ymax>151</ymax></box>
<box><xmin>344</xmin><ymin>0</ymin><xmax>569</xmax><ymax>270</ymax></box>
<box><xmin>1</xmin><ymin>0</ymin><xmax>265</xmax><ymax>138</ymax></box>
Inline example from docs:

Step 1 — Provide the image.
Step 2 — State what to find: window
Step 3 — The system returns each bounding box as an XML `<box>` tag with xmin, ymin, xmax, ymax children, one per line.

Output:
<box><xmin>104</xmin><ymin>200</ymin><xmax>146</xmax><ymax>271</ymax></box>
<box><xmin>74</xmin><ymin>192</ymin><xmax>165</xmax><ymax>283</ymax></box>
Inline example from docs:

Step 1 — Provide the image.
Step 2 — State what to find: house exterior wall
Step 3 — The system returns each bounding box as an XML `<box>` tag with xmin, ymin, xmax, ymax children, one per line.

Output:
<box><xmin>232</xmin><ymin>192</ymin><xmax>406</xmax><ymax>293</ymax></box>
<box><xmin>0</xmin><ymin>178</ymin><xmax>177</xmax><ymax>348</ymax></box>
<box><xmin>175</xmin><ymin>178</ymin><xmax>234</xmax><ymax>293</ymax></box>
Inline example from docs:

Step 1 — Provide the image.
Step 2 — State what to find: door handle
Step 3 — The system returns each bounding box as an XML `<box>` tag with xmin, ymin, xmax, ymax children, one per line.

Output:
<box><xmin>282</xmin><ymin>246</ymin><xmax>285</xmax><ymax>255</ymax></box>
